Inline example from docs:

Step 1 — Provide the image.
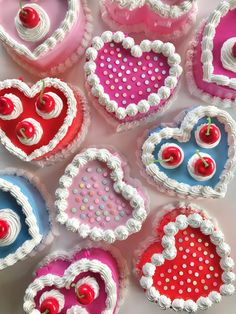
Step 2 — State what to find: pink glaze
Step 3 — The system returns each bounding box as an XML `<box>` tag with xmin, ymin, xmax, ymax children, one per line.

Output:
<box><xmin>66</xmin><ymin>160</ymin><xmax>133</xmax><ymax>230</ymax></box>
<box><xmin>0</xmin><ymin>0</ymin><xmax>87</xmax><ymax>73</ymax></box>
<box><xmin>192</xmin><ymin>9</ymin><xmax>236</xmax><ymax>101</ymax></box>
<box><xmin>34</xmin><ymin>248</ymin><xmax>120</xmax><ymax>313</ymax></box>
<box><xmin>93</xmin><ymin>42</ymin><xmax>172</xmax><ymax>123</ymax></box>
<box><xmin>103</xmin><ymin>0</ymin><xmax>196</xmax><ymax>39</ymax></box>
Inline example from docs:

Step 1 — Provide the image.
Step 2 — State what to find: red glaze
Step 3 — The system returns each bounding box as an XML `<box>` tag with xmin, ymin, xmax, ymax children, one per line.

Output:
<box><xmin>0</xmin><ymin>219</ymin><xmax>9</xmax><ymax>239</ymax></box>
<box><xmin>232</xmin><ymin>42</ymin><xmax>236</xmax><ymax>58</ymax></box>
<box><xmin>199</xmin><ymin>124</ymin><xmax>220</xmax><ymax>145</ymax></box>
<box><xmin>36</xmin><ymin>94</ymin><xmax>56</xmax><ymax>113</ymax></box>
<box><xmin>40</xmin><ymin>297</ymin><xmax>59</xmax><ymax>314</ymax></box>
<box><xmin>19</xmin><ymin>7</ymin><xmax>40</xmax><ymax>29</ymax></box>
<box><xmin>0</xmin><ymin>97</ymin><xmax>14</xmax><ymax>115</ymax></box>
<box><xmin>77</xmin><ymin>284</ymin><xmax>95</xmax><ymax>305</ymax></box>
<box><xmin>16</xmin><ymin>121</ymin><xmax>35</xmax><ymax>139</ymax></box>
<box><xmin>161</xmin><ymin>146</ymin><xmax>183</xmax><ymax>166</ymax></box>
<box><xmin>194</xmin><ymin>157</ymin><xmax>215</xmax><ymax>177</ymax></box>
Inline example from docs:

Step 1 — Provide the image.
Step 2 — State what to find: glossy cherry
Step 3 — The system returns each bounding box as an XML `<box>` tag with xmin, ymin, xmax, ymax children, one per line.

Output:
<box><xmin>36</xmin><ymin>94</ymin><xmax>55</xmax><ymax>113</ymax></box>
<box><xmin>199</xmin><ymin>124</ymin><xmax>220</xmax><ymax>145</ymax></box>
<box><xmin>0</xmin><ymin>96</ymin><xmax>14</xmax><ymax>115</ymax></box>
<box><xmin>0</xmin><ymin>219</ymin><xmax>9</xmax><ymax>239</ymax></box>
<box><xmin>77</xmin><ymin>283</ymin><xmax>95</xmax><ymax>305</ymax></box>
<box><xmin>40</xmin><ymin>297</ymin><xmax>59</xmax><ymax>314</ymax></box>
<box><xmin>194</xmin><ymin>157</ymin><xmax>215</xmax><ymax>177</ymax></box>
<box><xmin>16</xmin><ymin>121</ymin><xmax>35</xmax><ymax>139</ymax></box>
<box><xmin>19</xmin><ymin>6</ymin><xmax>40</xmax><ymax>29</ymax></box>
<box><xmin>161</xmin><ymin>146</ymin><xmax>183</xmax><ymax>166</ymax></box>
<box><xmin>232</xmin><ymin>42</ymin><xmax>236</xmax><ymax>58</ymax></box>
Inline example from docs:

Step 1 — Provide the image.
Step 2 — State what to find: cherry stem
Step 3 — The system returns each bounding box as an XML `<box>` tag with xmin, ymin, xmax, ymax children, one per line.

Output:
<box><xmin>152</xmin><ymin>156</ymin><xmax>173</xmax><ymax>164</ymax></box>
<box><xmin>42</xmin><ymin>310</ymin><xmax>49</xmax><ymax>314</ymax></box>
<box><xmin>40</xmin><ymin>81</ymin><xmax>46</xmax><ymax>105</ymax></box>
<box><xmin>206</xmin><ymin>117</ymin><xmax>212</xmax><ymax>136</ymax></box>
<box><xmin>19</xmin><ymin>0</ymin><xmax>27</xmax><ymax>15</ymax></box>
<box><xmin>19</xmin><ymin>128</ymin><xmax>27</xmax><ymax>140</ymax></box>
<box><xmin>196</xmin><ymin>150</ymin><xmax>209</xmax><ymax>168</ymax></box>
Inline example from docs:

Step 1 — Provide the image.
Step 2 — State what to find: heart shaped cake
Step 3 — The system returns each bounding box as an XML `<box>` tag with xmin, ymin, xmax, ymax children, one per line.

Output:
<box><xmin>140</xmin><ymin>105</ymin><xmax>236</xmax><ymax>198</ymax></box>
<box><xmin>23</xmin><ymin>243</ymin><xmax>128</xmax><ymax>314</ymax></box>
<box><xmin>186</xmin><ymin>0</ymin><xmax>236</xmax><ymax>108</ymax></box>
<box><xmin>0</xmin><ymin>0</ymin><xmax>93</xmax><ymax>77</ymax></box>
<box><xmin>0</xmin><ymin>78</ymin><xmax>89</xmax><ymax>166</ymax></box>
<box><xmin>134</xmin><ymin>202</ymin><xmax>235</xmax><ymax>312</ymax></box>
<box><xmin>0</xmin><ymin>168</ymin><xmax>54</xmax><ymax>271</ymax></box>
<box><xmin>85</xmin><ymin>31</ymin><xmax>182</xmax><ymax>131</ymax></box>
<box><xmin>56</xmin><ymin>147</ymin><xmax>148</xmax><ymax>243</ymax></box>
<box><xmin>100</xmin><ymin>0</ymin><xmax>198</xmax><ymax>41</ymax></box>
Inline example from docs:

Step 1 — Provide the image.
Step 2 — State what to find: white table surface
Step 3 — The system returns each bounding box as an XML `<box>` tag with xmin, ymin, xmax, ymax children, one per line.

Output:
<box><xmin>0</xmin><ymin>0</ymin><xmax>235</xmax><ymax>313</ymax></box>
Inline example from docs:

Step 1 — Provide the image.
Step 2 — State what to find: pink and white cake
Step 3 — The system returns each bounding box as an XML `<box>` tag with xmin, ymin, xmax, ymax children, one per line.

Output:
<box><xmin>100</xmin><ymin>0</ymin><xmax>198</xmax><ymax>41</ymax></box>
<box><xmin>23</xmin><ymin>243</ymin><xmax>129</xmax><ymax>314</ymax></box>
<box><xmin>186</xmin><ymin>0</ymin><xmax>236</xmax><ymax>108</ymax></box>
<box><xmin>85</xmin><ymin>31</ymin><xmax>182</xmax><ymax>131</ymax></box>
<box><xmin>0</xmin><ymin>78</ymin><xmax>89</xmax><ymax>166</ymax></box>
<box><xmin>0</xmin><ymin>0</ymin><xmax>93</xmax><ymax>77</ymax></box>
<box><xmin>55</xmin><ymin>147</ymin><xmax>148</xmax><ymax>243</ymax></box>
<box><xmin>134</xmin><ymin>202</ymin><xmax>235</xmax><ymax>312</ymax></box>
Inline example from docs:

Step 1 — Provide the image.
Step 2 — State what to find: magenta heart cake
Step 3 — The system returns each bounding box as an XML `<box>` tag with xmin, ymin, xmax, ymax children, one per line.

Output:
<box><xmin>0</xmin><ymin>78</ymin><xmax>89</xmax><ymax>166</ymax></box>
<box><xmin>100</xmin><ymin>0</ymin><xmax>198</xmax><ymax>41</ymax></box>
<box><xmin>186</xmin><ymin>0</ymin><xmax>236</xmax><ymax>108</ymax></box>
<box><xmin>23</xmin><ymin>243</ymin><xmax>128</xmax><ymax>314</ymax></box>
<box><xmin>56</xmin><ymin>147</ymin><xmax>148</xmax><ymax>243</ymax></box>
<box><xmin>0</xmin><ymin>0</ymin><xmax>93</xmax><ymax>77</ymax></box>
<box><xmin>85</xmin><ymin>31</ymin><xmax>182</xmax><ymax>131</ymax></box>
<box><xmin>140</xmin><ymin>105</ymin><xmax>236</xmax><ymax>199</ymax></box>
<box><xmin>134</xmin><ymin>202</ymin><xmax>235</xmax><ymax>312</ymax></box>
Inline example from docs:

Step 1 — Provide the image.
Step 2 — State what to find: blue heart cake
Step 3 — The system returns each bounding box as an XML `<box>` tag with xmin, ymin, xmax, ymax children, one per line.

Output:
<box><xmin>0</xmin><ymin>168</ymin><xmax>54</xmax><ymax>270</ymax></box>
<box><xmin>140</xmin><ymin>106</ymin><xmax>236</xmax><ymax>199</ymax></box>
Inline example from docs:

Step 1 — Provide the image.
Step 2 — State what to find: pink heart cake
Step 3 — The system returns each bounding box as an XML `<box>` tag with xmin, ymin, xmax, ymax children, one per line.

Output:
<box><xmin>85</xmin><ymin>31</ymin><xmax>182</xmax><ymax>131</ymax></box>
<box><xmin>56</xmin><ymin>147</ymin><xmax>148</xmax><ymax>243</ymax></box>
<box><xmin>139</xmin><ymin>105</ymin><xmax>236</xmax><ymax>199</ymax></box>
<box><xmin>100</xmin><ymin>0</ymin><xmax>198</xmax><ymax>41</ymax></box>
<box><xmin>0</xmin><ymin>78</ymin><xmax>89</xmax><ymax>166</ymax></box>
<box><xmin>0</xmin><ymin>0</ymin><xmax>93</xmax><ymax>77</ymax></box>
<box><xmin>186</xmin><ymin>0</ymin><xmax>236</xmax><ymax>108</ymax></box>
<box><xmin>134</xmin><ymin>202</ymin><xmax>235</xmax><ymax>312</ymax></box>
<box><xmin>23</xmin><ymin>243</ymin><xmax>129</xmax><ymax>314</ymax></box>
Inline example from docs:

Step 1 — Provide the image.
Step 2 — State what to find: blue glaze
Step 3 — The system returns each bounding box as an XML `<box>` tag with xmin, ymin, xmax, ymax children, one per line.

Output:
<box><xmin>149</xmin><ymin>117</ymin><xmax>228</xmax><ymax>187</ymax></box>
<box><xmin>0</xmin><ymin>175</ymin><xmax>50</xmax><ymax>260</ymax></box>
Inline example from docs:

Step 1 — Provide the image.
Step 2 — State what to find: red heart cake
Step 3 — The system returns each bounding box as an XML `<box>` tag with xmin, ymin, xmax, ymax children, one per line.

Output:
<box><xmin>134</xmin><ymin>202</ymin><xmax>235</xmax><ymax>312</ymax></box>
<box><xmin>0</xmin><ymin>78</ymin><xmax>89</xmax><ymax>166</ymax></box>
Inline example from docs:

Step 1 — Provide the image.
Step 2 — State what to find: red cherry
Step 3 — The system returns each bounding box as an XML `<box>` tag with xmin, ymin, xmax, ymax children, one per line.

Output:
<box><xmin>16</xmin><ymin>121</ymin><xmax>35</xmax><ymax>139</ymax></box>
<box><xmin>40</xmin><ymin>297</ymin><xmax>59</xmax><ymax>314</ymax></box>
<box><xmin>199</xmin><ymin>124</ymin><xmax>220</xmax><ymax>144</ymax></box>
<box><xmin>161</xmin><ymin>146</ymin><xmax>183</xmax><ymax>166</ymax></box>
<box><xmin>0</xmin><ymin>219</ymin><xmax>9</xmax><ymax>239</ymax></box>
<box><xmin>232</xmin><ymin>42</ymin><xmax>236</xmax><ymax>58</ymax></box>
<box><xmin>194</xmin><ymin>157</ymin><xmax>215</xmax><ymax>177</ymax></box>
<box><xmin>19</xmin><ymin>7</ymin><xmax>40</xmax><ymax>29</ymax></box>
<box><xmin>36</xmin><ymin>94</ymin><xmax>55</xmax><ymax>113</ymax></box>
<box><xmin>77</xmin><ymin>284</ymin><xmax>95</xmax><ymax>305</ymax></box>
<box><xmin>0</xmin><ymin>96</ymin><xmax>14</xmax><ymax>115</ymax></box>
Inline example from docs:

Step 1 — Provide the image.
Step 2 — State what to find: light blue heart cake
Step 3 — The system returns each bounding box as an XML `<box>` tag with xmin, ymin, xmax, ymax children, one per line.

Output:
<box><xmin>140</xmin><ymin>106</ymin><xmax>236</xmax><ymax>199</ymax></box>
<box><xmin>0</xmin><ymin>168</ymin><xmax>54</xmax><ymax>270</ymax></box>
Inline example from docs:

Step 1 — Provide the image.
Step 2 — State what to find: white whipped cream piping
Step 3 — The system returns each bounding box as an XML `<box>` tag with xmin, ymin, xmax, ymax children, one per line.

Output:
<box><xmin>221</xmin><ymin>37</ymin><xmax>236</xmax><ymax>73</ymax></box>
<box><xmin>39</xmin><ymin>290</ymin><xmax>65</xmax><ymax>312</ymax></box>
<box><xmin>67</xmin><ymin>306</ymin><xmax>89</xmax><ymax>314</ymax></box>
<box><xmin>157</xmin><ymin>143</ymin><xmax>184</xmax><ymax>169</ymax></box>
<box><xmin>187</xmin><ymin>152</ymin><xmax>216</xmax><ymax>181</ymax></box>
<box><xmin>0</xmin><ymin>94</ymin><xmax>23</xmax><ymax>120</ymax></box>
<box><xmin>36</xmin><ymin>92</ymin><xmax>63</xmax><ymax>119</ymax></box>
<box><xmin>75</xmin><ymin>276</ymin><xmax>99</xmax><ymax>299</ymax></box>
<box><xmin>15</xmin><ymin>4</ymin><xmax>50</xmax><ymax>43</ymax></box>
<box><xmin>17</xmin><ymin>118</ymin><xmax>43</xmax><ymax>146</ymax></box>
<box><xmin>0</xmin><ymin>209</ymin><xmax>21</xmax><ymax>247</ymax></box>
<box><xmin>195</xmin><ymin>123</ymin><xmax>221</xmax><ymax>148</ymax></box>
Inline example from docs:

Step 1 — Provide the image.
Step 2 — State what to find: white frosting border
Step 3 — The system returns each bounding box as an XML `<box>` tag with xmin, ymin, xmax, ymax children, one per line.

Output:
<box><xmin>85</xmin><ymin>31</ymin><xmax>182</xmax><ymax>121</ymax></box>
<box><xmin>24</xmin><ymin>242</ymin><xmax>129</xmax><ymax>314</ymax></box>
<box><xmin>56</xmin><ymin>147</ymin><xmax>148</xmax><ymax>243</ymax></box>
<box><xmin>201</xmin><ymin>1</ymin><xmax>236</xmax><ymax>90</ymax></box>
<box><xmin>141</xmin><ymin>106</ymin><xmax>236</xmax><ymax>199</ymax></box>
<box><xmin>0</xmin><ymin>78</ymin><xmax>78</xmax><ymax>162</ymax></box>
<box><xmin>138</xmin><ymin>202</ymin><xmax>235</xmax><ymax>312</ymax></box>
<box><xmin>0</xmin><ymin>0</ymin><xmax>80</xmax><ymax>60</ymax></box>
